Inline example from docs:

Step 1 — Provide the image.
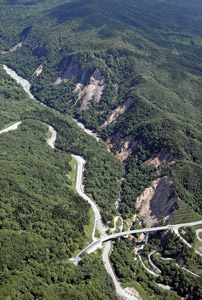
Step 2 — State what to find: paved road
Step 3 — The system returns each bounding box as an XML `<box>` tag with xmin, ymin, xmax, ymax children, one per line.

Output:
<box><xmin>173</xmin><ymin>227</ymin><xmax>202</xmax><ymax>257</ymax></box>
<box><xmin>101</xmin><ymin>221</ymin><xmax>202</xmax><ymax>243</ymax></box>
<box><xmin>71</xmin><ymin>155</ymin><xmax>140</xmax><ymax>299</ymax></box>
<box><xmin>76</xmin><ymin>221</ymin><xmax>202</xmax><ymax>262</ymax></box>
<box><xmin>4</xmin><ymin>65</ymin><xmax>202</xmax><ymax>300</ymax></box>
<box><xmin>138</xmin><ymin>254</ymin><xmax>158</xmax><ymax>277</ymax></box>
<box><xmin>148</xmin><ymin>250</ymin><xmax>161</xmax><ymax>274</ymax></box>
<box><xmin>103</xmin><ymin>241</ymin><xmax>139</xmax><ymax>300</ymax></box>
<box><xmin>109</xmin><ymin>216</ymin><xmax>123</xmax><ymax>233</ymax></box>
<box><xmin>72</xmin><ymin>155</ymin><xmax>107</xmax><ymax>238</ymax></box>
<box><xmin>196</xmin><ymin>229</ymin><xmax>202</xmax><ymax>242</ymax></box>
<box><xmin>3</xmin><ymin>66</ymin><xmax>140</xmax><ymax>300</ymax></box>
<box><xmin>0</xmin><ymin>121</ymin><xmax>21</xmax><ymax>134</ymax></box>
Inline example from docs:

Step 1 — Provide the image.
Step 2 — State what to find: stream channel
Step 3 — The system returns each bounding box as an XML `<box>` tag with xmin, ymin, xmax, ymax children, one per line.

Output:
<box><xmin>2</xmin><ymin>64</ymin><xmax>139</xmax><ymax>300</ymax></box>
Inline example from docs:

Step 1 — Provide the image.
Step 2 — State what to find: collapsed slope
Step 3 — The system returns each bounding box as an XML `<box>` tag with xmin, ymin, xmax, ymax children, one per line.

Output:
<box><xmin>1</xmin><ymin>0</ymin><xmax>202</xmax><ymax>222</ymax></box>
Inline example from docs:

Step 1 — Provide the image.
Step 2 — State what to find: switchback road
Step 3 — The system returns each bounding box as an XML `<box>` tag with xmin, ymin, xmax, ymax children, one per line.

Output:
<box><xmin>3</xmin><ymin>65</ymin><xmax>202</xmax><ymax>300</ymax></box>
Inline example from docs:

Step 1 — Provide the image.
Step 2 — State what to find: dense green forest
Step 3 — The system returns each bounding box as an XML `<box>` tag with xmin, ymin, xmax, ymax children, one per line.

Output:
<box><xmin>0</xmin><ymin>66</ymin><xmax>120</xmax><ymax>299</ymax></box>
<box><xmin>0</xmin><ymin>0</ymin><xmax>202</xmax><ymax>298</ymax></box>
<box><xmin>0</xmin><ymin>66</ymin><xmax>123</xmax><ymax>222</ymax></box>
<box><xmin>0</xmin><ymin>0</ymin><xmax>201</xmax><ymax>219</ymax></box>
<box><xmin>110</xmin><ymin>233</ymin><xmax>202</xmax><ymax>299</ymax></box>
<box><xmin>110</xmin><ymin>238</ymin><xmax>181</xmax><ymax>300</ymax></box>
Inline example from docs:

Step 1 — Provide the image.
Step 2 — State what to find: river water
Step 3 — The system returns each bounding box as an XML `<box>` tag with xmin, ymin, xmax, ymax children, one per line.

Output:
<box><xmin>2</xmin><ymin>63</ymin><xmax>140</xmax><ymax>300</ymax></box>
<box><xmin>3</xmin><ymin>64</ymin><xmax>99</xmax><ymax>141</ymax></box>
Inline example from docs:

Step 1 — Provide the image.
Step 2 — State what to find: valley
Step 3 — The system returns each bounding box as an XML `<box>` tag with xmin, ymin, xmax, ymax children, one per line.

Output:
<box><xmin>0</xmin><ymin>0</ymin><xmax>202</xmax><ymax>299</ymax></box>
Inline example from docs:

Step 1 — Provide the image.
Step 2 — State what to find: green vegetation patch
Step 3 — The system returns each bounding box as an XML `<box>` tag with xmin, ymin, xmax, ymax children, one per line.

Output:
<box><xmin>83</xmin><ymin>208</ymin><xmax>95</xmax><ymax>243</ymax></box>
<box><xmin>122</xmin><ymin>281</ymin><xmax>148</xmax><ymax>300</ymax></box>
<box><xmin>66</xmin><ymin>156</ymin><xmax>77</xmax><ymax>191</ymax></box>
<box><xmin>110</xmin><ymin>238</ymin><xmax>181</xmax><ymax>300</ymax></box>
<box><xmin>0</xmin><ymin>64</ymin><xmax>121</xmax><ymax>299</ymax></box>
<box><xmin>172</xmin><ymin>199</ymin><xmax>201</xmax><ymax>224</ymax></box>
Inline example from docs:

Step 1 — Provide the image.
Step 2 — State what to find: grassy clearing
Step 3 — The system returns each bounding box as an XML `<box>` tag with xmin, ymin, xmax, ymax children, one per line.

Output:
<box><xmin>172</xmin><ymin>200</ymin><xmax>201</xmax><ymax>224</ymax></box>
<box><xmin>178</xmin><ymin>224</ymin><xmax>202</xmax><ymax>258</ymax></box>
<box><xmin>95</xmin><ymin>228</ymin><xmax>101</xmax><ymax>238</ymax></box>
<box><xmin>179</xmin><ymin>225</ymin><xmax>202</xmax><ymax>251</ymax></box>
<box><xmin>122</xmin><ymin>281</ymin><xmax>148</xmax><ymax>300</ymax></box>
<box><xmin>68</xmin><ymin>158</ymin><xmax>95</xmax><ymax>243</ymax></box>
<box><xmin>186</xmin><ymin>224</ymin><xmax>202</xmax><ymax>231</ymax></box>
<box><xmin>71</xmin><ymin>209</ymin><xmax>95</xmax><ymax>257</ymax></box>
<box><xmin>66</xmin><ymin>156</ymin><xmax>77</xmax><ymax>191</ymax></box>
<box><xmin>199</xmin><ymin>232</ymin><xmax>202</xmax><ymax>239</ymax></box>
<box><xmin>84</xmin><ymin>208</ymin><xmax>95</xmax><ymax>243</ymax></box>
<box><xmin>194</xmin><ymin>240</ymin><xmax>202</xmax><ymax>254</ymax></box>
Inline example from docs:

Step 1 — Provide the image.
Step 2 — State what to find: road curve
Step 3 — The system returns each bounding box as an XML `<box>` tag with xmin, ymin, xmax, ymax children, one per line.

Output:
<box><xmin>138</xmin><ymin>255</ymin><xmax>158</xmax><ymax>277</ymax></box>
<box><xmin>173</xmin><ymin>227</ymin><xmax>202</xmax><ymax>257</ymax></box>
<box><xmin>196</xmin><ymin>229</ymin><xmax>202</xmax><ymax>242</ymax></box>
<box><xmin>71</xmin><ymin>155</ymin><xmax>107</xmax><ymax>238</ymax></box>
<box><xmin>0</xmin><ymin>121</ymin><xmax>21</xmax><ymax>134</ymax></box>
<box><xmin>5</xmin><ymin>66</ymin><xmax>202</xmax><ymax>299</ymax></box>
<box><xmin>148</xmin><ymin>251</ymin><xmax>161</xmax><ymax>274</ymax></box>
<box><xmin>3</xmin><ymin>65</ymin><xmax>140</xmax><ymax>300</ymax></box>
<box><xmin>101</xmin><ymin>220</ymin><xmax>202</xmax><ymax>243</ymax></box>
<box><xmin>72</xmin><ymin>155</ymin><xmax>140</xmax><ymax>300</ymax></box>
<box><xmin>103</xmin><ymin>241</ymin><xmax>140</xmax><ymax>300</ymax></box>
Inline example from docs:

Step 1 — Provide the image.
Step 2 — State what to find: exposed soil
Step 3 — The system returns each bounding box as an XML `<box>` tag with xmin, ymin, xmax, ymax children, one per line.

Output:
<box><xmin>116</xmin><ymin>136</ymin><xmax>139</xmax><ymax>162</ymax></box>
<box><xmin>101</xmin><ymin>97</ymin><xmax>133</xmax><ymax>127</ymax></box>
<box><xmin>33</xmin><ymin>64</ymin><xmax>43</xmax><ymax>76</ymax></box>
<box><xmin>136</xmin><ymin>177</ymin><xmax>177</xmax><ymax>227</ymax></box>
<box><xmin>54</xmin><ymin>56</ymin><xmax>90</xmax><ymax>85</ymax></box>
<box><xmin>75</xmin><ymin>69</ymin><xmax>105</xmax><ymax>110</ymax></box>
<box><xmin>125</xmin><ymin>287</ymin><xmax>142</xmax><ymax>299</ymax></box>
<box><xmin>143</xmin><ymin>148</ymin><xmax>176</xmax><ymax>167</ymax></box>
<box><xmin>0</xmin><ymin>33</ymin><xmax>29</xmax><ymax>54</ymax></box>
<box><xmin>107</xmin><ymin>134</ymin><xmax>139</xmax><ymax>162</ymax></box>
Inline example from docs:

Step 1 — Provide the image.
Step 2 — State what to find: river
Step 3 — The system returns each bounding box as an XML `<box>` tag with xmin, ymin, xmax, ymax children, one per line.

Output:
<box><xmin>2</xmin><ymin>64</ymin><xmax>139</xmax><ymax>300</ymax></box>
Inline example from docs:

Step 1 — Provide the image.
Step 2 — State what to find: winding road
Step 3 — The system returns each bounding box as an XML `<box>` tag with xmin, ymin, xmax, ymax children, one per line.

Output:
<box><xmin>71</xmin><ymin>155</ymin><xmax>106</xmax><ymax>238</ymax></box>
<box><xmin>70</xmin><ymin>155</ymin><xmax>139</xmax><ymax>300</ymax></box>
<box><xmin>3</xmin><ymin>64</ymin><xmax>202</xmax><ymax>300</ymax></box>
<box><xmin>2</xmin><ymin>65</ymin><xmax>139</xmax><ymax>300</ymax></box>
<box><xmin>0</xmin><ymin>120</ymin><xmax>139</xmax><ymax>300</ymax></box>
<box><xmin>0</xmin><ymin>121</ymin><xmax>22</xmax><ymax>134</ymax></box>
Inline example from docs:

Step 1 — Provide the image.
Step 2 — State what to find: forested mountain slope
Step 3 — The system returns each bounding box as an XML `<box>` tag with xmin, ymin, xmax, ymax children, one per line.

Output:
<box><xmin>1</xmin><ymin>0</ymin><xmax>201</xmax><ymax>222</ymax></box>
<box><xmin>0</xmin><ymin>65</ymin><xmax>119</xmax><ymax>300</ymax></box>
<box><xmin>0</xmin><ymin>0</ymin><xmax>202</xmax><ymax>299</ymax></box>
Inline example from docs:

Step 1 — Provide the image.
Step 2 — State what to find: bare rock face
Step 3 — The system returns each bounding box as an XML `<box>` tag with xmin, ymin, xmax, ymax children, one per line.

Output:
<box><xmin>54</xmin><ymin>56</ymin><xmax>105</xmax><ymax>109</ymax></box>
<box><xmin>75</xmin><ymin>68</ymin><xmax>105</xmax><ymax>110</ymax></box>
<box><xmin>33</xmin><ymin>64</ymin><xmax>43</xmax><ymax>76</ymax></box>
<box><xmin>107</xmin><ymin>134</ymin><xmax>139</xmax><ymax>162</ymax></box>
<box><xmin>101</xmin><ymin>97</ymin><xmax>133</xmax><ymax>127</ymax></box>
<box><xmin>54</xmin><ymin>56</ymin><xmax>90</xmax><ymax>85</ymax></box>
<box><xmin>136</xmin><ymin>177</ymin><xmax>178</xmax><ymax>227</ymax></box>
<box><xmin>143</xmin><ymin>148</ymin><xmax>176</xmax><ymax>167</ymax></box>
